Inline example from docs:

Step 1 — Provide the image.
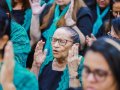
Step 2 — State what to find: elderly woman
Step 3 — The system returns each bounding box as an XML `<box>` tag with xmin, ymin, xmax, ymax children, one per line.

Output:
<box><xmin>31</xmin><ymin>26</ymin><xmax>84</xmax><ymax>90</ymax></box>
<box><xmin>30</xmin><ymin>0</ymin><xmax>93</xmax><ymax>56</ymax></box>
<box><xmin>69</xmin><ymin>38</ymin><xmax>120</xmax><ymax>90</ymax></box>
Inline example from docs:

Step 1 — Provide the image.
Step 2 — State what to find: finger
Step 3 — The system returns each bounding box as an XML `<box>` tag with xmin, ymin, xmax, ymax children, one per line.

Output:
<box><xmin>70</xmin><ymin>0</ymin><xmax>74</xmax><ymax>15</ymax></box>
<box><xmin>68</xmin><ymin>48</ymin><xmax>72</xmax><ymax>62</ymax></box>
<box><xmin>29</xmin><ymin>0</ymin><xmax>32</xmax><ymax>5</ymax></box>
<box><xmin>91</xmin><ymin>34</ymin><xmax>96</xmax><ymax>40</ymax></box>
<box><xmin>41</xmin><ymin>3</ymin><xmax>46</xmax><ymax>11</ymax></box>
<box><xmin>75</xmin><ymin>44</ymin><xmax>79</xmax><ymax>57</ymax></box>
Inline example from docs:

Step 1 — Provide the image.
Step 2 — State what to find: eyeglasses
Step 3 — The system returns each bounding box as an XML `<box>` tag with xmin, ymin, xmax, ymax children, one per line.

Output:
<box><xmin>51</xmin><ymin>37</ymin><xmax>73</xmax><ymax>46</ymax></box>
<box><xmin>82</xmin><ymin>65</ymin><xmax>111</xmax><ymax>82</ymax></box>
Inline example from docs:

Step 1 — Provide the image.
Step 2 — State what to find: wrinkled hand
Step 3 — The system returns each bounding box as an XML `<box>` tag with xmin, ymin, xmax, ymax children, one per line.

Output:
<box><xmin>29</xmin><ymin>0</ymin><xmax>46</xmax><ymax>15</ymax></box>
<box><xmin>0</xmin><ymin>41</ymin><xmax>15</xmax><ymax>88</ymax></box>
<box><xmin>67</xmin><ymin>44</ymin><xmax>81</xmax><ymax>77</ymax></box>
<box><xmin>86</xmin><ymin>34</ymin><xmax>97</xmax><ymax>46</ymax></box>
<box><xmin>65</xmin><ymin>0</ymin><xmax>76</xmax><ymax>26</ymax></box>
<box><xmin>33</xmin><ymin>40</ymin><xmax>47</xmax><ymax>67</ymax></box>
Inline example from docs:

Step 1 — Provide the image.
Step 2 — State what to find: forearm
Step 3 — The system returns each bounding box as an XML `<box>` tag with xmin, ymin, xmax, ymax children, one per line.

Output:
<box><xmin>30</xmin><ymin>15</ymin><xmax>41</xmax><ymax>46</ymax></box>
<box><xmin>72</xmin><ymin>26</ymin><xmax>85</xmax><ymax>47</ymax></box>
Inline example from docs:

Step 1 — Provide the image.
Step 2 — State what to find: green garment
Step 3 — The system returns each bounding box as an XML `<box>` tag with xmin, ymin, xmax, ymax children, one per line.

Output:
<box><xmin>0</xmin><ymin>62</ymin><xmax>38</xmax><ymax>90</ymax></box>
<box><xmin>39</xmin><ymin>55</ymin><xmax>84</xmax><ymax>90</ymax></box>
<box><xmin>11</xmin><ymin>20</ymin><xmax>31</xmax><ymax>67</ymax></box>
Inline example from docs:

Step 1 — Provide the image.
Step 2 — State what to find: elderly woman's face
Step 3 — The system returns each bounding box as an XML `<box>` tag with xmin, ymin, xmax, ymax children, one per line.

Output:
<box><xmin>82</xmin><ymin>50</ymin><xmax>117</xmax><ymax>90</ymax></box>
<box><xmin>96</xmin><ymin>0</ymin><xmax>110</xmax><ymax>8</ymax></box>
<box><xmin>113</xmin><ymin>2</ymin><xmax>120</xmax><ymax>18</ymax></box>
<box><xmin>52</xmin><ymin>28</ymin><xmax>73</xmax><ymax>59</ymax></box>
<box><xmin>55</xmin><ymin>0</ymin><xmax>71</xmax><ymax>6</ymax></box>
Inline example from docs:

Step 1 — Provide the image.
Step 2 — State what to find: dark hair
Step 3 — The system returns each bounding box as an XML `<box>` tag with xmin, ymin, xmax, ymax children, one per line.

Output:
<box><xmin>88</xmin><ymin>37</ymin><xmax>120</xmax><ymax>90</ymax></box>
<box><xmin>112</xmin><ymin>17</ymin><xmax>120</xmax><ymax>36</ymax></box>
<box><xmin>12</xmin><ymin>0</ymin><xmax>30</xmax><ymax>10</ymax></box>
<box><xmin>0</xmin><ymin>6</ymin><xmax>10</xmax><ymax>39</ymax></box>
<box><xmin>58</xmin><ymin>26</ymin><xmax>80</xmax><ymax>44</ymax></box>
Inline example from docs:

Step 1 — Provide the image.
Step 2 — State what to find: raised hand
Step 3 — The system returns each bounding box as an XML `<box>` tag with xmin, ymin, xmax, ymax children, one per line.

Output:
<box><xmin>33</xmin><ymin>40</ymin><xmax>47</xmax><ymax>68</ymax></box>
<box><xmin>86</xmin><ymin>34</ymin><xmax>97</xmax><ymax>46</ymax></box>
<box><xmin>67</xmin><ymin>44</ymin><xmax>82</xmax><ymax>77</ymax></box>
<box><xmin>0</xmin><ymin>41</ymin><xmax>16</xmax><ymax>90</ymax></box>
<box><xmin>29</xmin><ymin>0</ymin><xmax>46</xmax><ymax>15</ymax></box>
<box><xmin>65</xmin><ymin>0</ymin><xmax>76</xmax><ymax>26</ymax></box>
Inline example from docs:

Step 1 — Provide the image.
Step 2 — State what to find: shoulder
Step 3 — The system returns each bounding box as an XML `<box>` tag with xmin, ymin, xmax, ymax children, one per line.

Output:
<box><xmin>13</xmin><ymin>62</ymin><xmax>38</xmax><ymax>89</ymax></box>
<box><xmin>77</xmin><ymin>7</ymin><xmax>93</xmax><ymax>18</ymax></box>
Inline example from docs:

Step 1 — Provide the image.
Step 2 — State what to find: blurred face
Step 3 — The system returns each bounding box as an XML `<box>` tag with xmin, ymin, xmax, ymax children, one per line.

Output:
<box><xmin>55</xmin><ymin>0</ymin><xmax>71</xmax><ymax>6</ymax></box>
<box><xmin>111</xmin><ymin>26</ymin><xmax>120</xmax><ymax>39</ymax></box>
<box><xmin>113</xmin><ymin>2</ymin><xmax>120</xmax><ymax>18</ymax></box>
<box><xmin>82</xmin><ymin>50</ymin><xmax>117</xmax><ymax>90</ymax></box>
<box><xmin>52</xmin><ymin>28</ymin><xmax>73</xmax><ymax>60</ymax></box>
<box><xmin>96</xmin><ymin>0</ymin><xmax>110</xmax><ymax>9</ymax></box>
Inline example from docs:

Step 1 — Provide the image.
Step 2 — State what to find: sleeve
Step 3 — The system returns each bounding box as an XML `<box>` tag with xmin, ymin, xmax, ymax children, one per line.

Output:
<box><xmin>77</xmin><ymin>7</ymin><xmax>93</xmax><ymax>36</ymax></box>
<box><xmin>10</xmin><ymin>20</ymin><xmax>31</xmax><ymax>67</ymax></box>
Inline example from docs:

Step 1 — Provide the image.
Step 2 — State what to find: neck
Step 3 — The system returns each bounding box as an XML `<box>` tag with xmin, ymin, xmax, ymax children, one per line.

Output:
<box><xmin>52</xmin><ymin>58</ymin><xmax>67</xmax><ymax>71</ymax></box>
<box><xmin>13</xmin><ymin>3</ymin><xmax>23</xmax><ymax>10</ymax></box>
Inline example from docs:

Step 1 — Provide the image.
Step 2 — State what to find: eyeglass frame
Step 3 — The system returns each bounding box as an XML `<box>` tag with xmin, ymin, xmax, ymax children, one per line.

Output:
<box><xmin>82</xmin><ymin>65</ymin><xmax>112</xmax><ymax>82</ymax></box>
<box><xmin>50</xmin><ymin>37</ymin><xmax>73</xmax><ymax>46</ymax></box>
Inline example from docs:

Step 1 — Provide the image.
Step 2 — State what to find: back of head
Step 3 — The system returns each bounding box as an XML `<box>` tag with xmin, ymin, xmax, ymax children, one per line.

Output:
<box><xmin>88</xmin><ymin>37</ymin><xmax>120</xmax><ymax>90</ymax></box>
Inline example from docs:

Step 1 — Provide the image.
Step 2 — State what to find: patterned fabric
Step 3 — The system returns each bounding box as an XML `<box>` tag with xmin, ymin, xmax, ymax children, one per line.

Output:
<box><xmin>39</xmin><ymin>56</ymin><xmax>84</xmax><ymax>90</ymax></box>
<box><xmin>0</xmin><ymin>62</ymin><xmax>39</xmax><ymax>90</ymax></box>
<box><xmin>11</xmin><ymin>20</ymin><xmax>31</xmax><ymax>67</ymax></box>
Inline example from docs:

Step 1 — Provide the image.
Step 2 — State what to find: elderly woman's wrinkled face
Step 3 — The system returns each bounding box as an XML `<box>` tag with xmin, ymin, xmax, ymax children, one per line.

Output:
<box><xmin>96</xmin><ymin>0</ymin><xmax>110</xmax><ymax>8</ymax></box>
<box><xmin>113</xmin><ymin>2</ymin><xmax>120</xmax><ymax>18</ymax></box>
<box><xmin>52</xmin><ymin>28</ymin><xmax>73</xmax><ymax>59</ymax></box>
<box><xmin>82</xmin><ymin>50</ymin><xmax>117</xmax><ymax>90</ymax></box>
<box><xmin>55</xmin><ymin>0</ymin><xmax>71</xmax><ymax>6</ymax></box>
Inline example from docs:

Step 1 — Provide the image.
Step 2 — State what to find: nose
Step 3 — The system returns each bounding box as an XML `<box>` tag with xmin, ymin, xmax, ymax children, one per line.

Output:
<box><xmin>87</xmin><ymin>73</ymin><xmax>96</xmax><ymax>83</ymax></box>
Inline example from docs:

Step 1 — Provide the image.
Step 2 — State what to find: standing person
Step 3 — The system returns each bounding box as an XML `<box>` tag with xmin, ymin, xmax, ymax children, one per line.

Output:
<box><xmin>90</xmin><ymin>0</ymin><xmax>113</xmax><ymax>37</ymax></box>
<box><xmin>6</xmin><ymin>0</ymin><xmax>32</xmax><ymax>38</ymax></box>
<box><xmin>31</xmin><ymin>27</ymin><xmax>84</xmax><ymax>90</ymax></box>
<box><xmin>0</xmin><ymin>7</ymin><xmax>38</xmax><ymax>90</ymax></box>
<box><xmin>0</xmin><ymin>0</ymin><xmax>31</xmax><ymax>67</ymax></box>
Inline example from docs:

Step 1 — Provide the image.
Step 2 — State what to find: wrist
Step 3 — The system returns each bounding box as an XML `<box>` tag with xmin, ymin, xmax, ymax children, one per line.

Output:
<box><xmin>3</xmin><ymin>83</ymin><xmax>16</xmax><ymax>90</ymax></box>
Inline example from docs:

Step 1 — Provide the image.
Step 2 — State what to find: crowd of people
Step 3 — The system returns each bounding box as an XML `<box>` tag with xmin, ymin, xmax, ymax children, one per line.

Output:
<box><xmin>0</xmin><ymin>0</ymin><xmax>120</xmax><ymax>90</ymax></box>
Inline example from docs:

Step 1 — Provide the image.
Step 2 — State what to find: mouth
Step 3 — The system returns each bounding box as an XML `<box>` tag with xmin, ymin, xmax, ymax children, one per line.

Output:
<box><xmin>53</xmin><ymin>49</ymin><xmax>59</xmax><ymax>54</ymax></box>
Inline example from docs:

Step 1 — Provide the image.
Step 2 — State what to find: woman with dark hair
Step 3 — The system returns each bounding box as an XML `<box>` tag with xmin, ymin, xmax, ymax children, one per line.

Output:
<box><xmin>0</xmin><ymin>0</ymin><xmax>31</xmax><ymax>67</ymax></box>
<box><xmin>0</xmin><ymin>7</ymin><xmax>38</xmax><ymax>90</ymax></box>
<box><xmin>6</xmin><ymin>0</ymin><xmax>32</xmax><ymax>38</ymax></box>
<box><xmin>68</xmin><ymin>37</ymin><xmax>120</xmax><ymax>90</ymax></box>
<box><xmin>31</xmin><ymin>26</ymin><xmax>84</xmax><ymax>90</ymax></box>
<box><xmin>90</xmin><ymin>0</ymin><xmax>113</xmax><ymax>37</ymax></box>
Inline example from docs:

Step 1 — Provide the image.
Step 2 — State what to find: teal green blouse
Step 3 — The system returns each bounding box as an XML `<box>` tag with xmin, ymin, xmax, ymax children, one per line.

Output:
<box><xmin>10</xmin><ymin>20</ymin><xmax>31</xmax><ymax>67</ymax></box>
<box><xmin>0</xmin><ymin>62</ymin><xmax>38</xmax><ymax>90</ymax></box>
